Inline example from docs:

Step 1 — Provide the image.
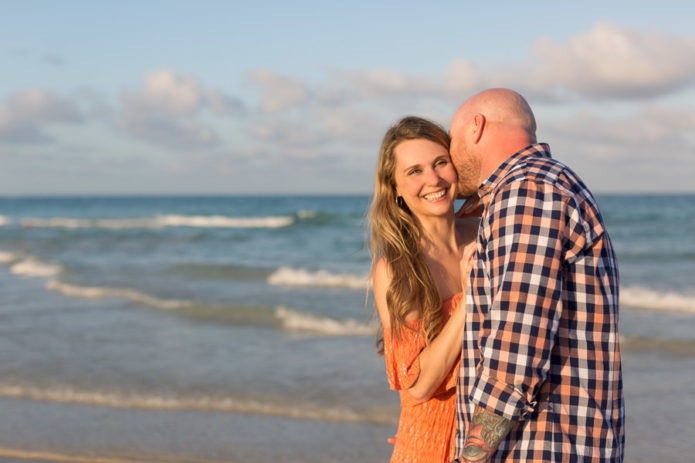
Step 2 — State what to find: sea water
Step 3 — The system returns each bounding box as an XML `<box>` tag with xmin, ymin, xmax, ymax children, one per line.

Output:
<box><xmin>0</xmin><ymin>194</ymin><xmax>693</xmax><ymax>462</ymax></box>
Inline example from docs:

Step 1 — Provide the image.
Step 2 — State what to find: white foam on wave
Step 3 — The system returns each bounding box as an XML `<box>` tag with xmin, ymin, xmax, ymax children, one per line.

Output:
<box><xmin>45</xmin><ymin>280</ymin><xmax>369</xmax><ymax>335</ymax></box>
<box><xmin>23</xmin><ymin>217</ymin><xmax>152</xmax><ymax>229</ymax></box>
<box><xmin>156</xmin><ymin>214</ymin><xmax>294</xmax><ymax>228</ymax></box>
<box><xmin>21</xmin><ymin>214</ymin><xmax>294</xmax><ymax>229</ymax></box>
<box><xmin>0</xmin><ymin>383</ymin><xmax>396</xmax><ymax>424</ymax></box>
<box><xmin>10</xmin><ymin>258</ymin><xmax>63</xmax><ymax>277</ymax></box>
<box><xmin>45</xmin><ymin>280</ymin><xmax>190</xmax><ymax>310</ymax></box>
<box><xmin>0</xmin><ymin>250</ymin><xmax>18</xmax><ymax>264</ymax></box>
<box><xmin>268</xmin><ymin>266</ymin><xmax>369</xmax><ymax>289</ymax></box>
<box><xmin>622</xmin><ymin>286</ymin><xmax>695</xmax><ymax>314</ymax></box>
<box><xmin>275</xmin><ymin>306</ymin><xmax>375</xmax><ymax>336</ymax></box>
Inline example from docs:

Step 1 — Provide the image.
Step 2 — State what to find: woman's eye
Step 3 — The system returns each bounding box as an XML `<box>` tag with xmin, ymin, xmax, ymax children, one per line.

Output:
<box><xmin>408</xmin><ymin>169</ymin><xmax>421</xmax><ymax>175</ymax></box>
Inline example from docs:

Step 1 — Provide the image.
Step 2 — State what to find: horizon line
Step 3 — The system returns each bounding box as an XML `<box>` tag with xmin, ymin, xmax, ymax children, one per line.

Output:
<box><xmin>1</xmin><ymin>191</ymin><xmax>694</xmax><ymax>199</ymax></box>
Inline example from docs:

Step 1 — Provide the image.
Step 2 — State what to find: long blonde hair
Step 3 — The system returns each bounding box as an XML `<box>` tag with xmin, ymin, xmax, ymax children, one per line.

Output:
<box><xmin>368</xmin><ymin>116</ymin><xmax>451</xmax><ymax>354</ymax></box>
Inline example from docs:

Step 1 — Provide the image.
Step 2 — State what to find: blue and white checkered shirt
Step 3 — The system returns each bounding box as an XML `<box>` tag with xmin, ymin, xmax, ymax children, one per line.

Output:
<box><xmin>454</xmin><ymin>144</ymin><xmax>624</xmax><ymax>462</ymax></box>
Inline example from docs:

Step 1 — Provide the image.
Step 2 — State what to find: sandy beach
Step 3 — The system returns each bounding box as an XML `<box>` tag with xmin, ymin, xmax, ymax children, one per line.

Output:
<box><xmin>0</xmin><ymin>395</ymin><xmax>392</xmax><ymax>463</ymax></box>
<box><xmin>0</xmin><ymin>342</ymin><xmax>692</xmax><ymax>463</ymax></box>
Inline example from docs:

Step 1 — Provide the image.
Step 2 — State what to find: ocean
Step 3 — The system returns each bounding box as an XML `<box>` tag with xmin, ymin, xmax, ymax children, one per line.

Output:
<box><xmin>0</xmin><ymin>194</ymin><xmax>693</xmax><ymax>463</ymax></box>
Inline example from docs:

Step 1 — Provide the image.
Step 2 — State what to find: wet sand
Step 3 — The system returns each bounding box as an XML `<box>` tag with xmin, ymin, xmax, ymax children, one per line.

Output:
<box><xmin>1</xmin><ymin>345</ymin><xmax>693</xmax><ymax>462</ymax></box>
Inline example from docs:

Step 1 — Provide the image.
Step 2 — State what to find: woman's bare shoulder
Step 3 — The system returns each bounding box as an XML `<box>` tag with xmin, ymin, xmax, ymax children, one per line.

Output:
<box><xmin>372</xmin><ymin>257</ymin><xmax>392</xmax><ymax>327</ymax></box>
<box><xmin>373</xmin><ymin>256</ymin><xmax>392</xmax><ymax>286</ymax></box>
<box><xmin>374</xmin><ymin>257</ymin><xmax>422</xmax><ymax>324</ymax></box>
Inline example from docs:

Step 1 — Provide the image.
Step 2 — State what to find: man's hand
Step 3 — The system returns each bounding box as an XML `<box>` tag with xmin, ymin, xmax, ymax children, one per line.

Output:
<box><xmin>459</xmin><ymin>406</ymin><xmax>513</xmax><ymax>462</ymax></box>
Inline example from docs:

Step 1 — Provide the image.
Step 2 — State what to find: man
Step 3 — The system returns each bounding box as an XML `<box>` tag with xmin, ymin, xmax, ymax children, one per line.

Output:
<box><xmin>449</xmin><ymin>89</ymin><xmax>624</xmax><ymax>462</ymax></box>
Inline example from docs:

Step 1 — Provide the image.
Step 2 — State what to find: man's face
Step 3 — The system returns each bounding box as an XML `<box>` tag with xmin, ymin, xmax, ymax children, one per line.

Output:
<box><xmin>449</xmin><ymin>114</ymin><xmax>481</xmax><ymax>198</ymax></box>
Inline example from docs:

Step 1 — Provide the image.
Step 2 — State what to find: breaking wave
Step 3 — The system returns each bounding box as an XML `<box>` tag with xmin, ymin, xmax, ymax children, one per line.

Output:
<box><xmin>268</xmin><ymin>266</ymin><xmax>369</xmax><ymax>289</ymax></box>
<box><xmin>45</xmin><ymin>280</ymin><xmax>190</xmax><ymax>310</ymax></box>
<box><xmin>0</xmin><ymin>383</ymin><xmax>396</xmax><ymax>424</ymax></box>
<box><xmin>45</xmin><ymin>279</ymin><xmax>374</xmax><ymax>336</ymax></box>
<box><xmin>10</xmin><ymin>258</ymin><xmax>63</xmax><ymax>277</ymax></box>
<box><xmin>0</xmin><ymin>250</ymin><xmax>18</xmax><ymax>264</ymax></box>
<box><xmin>21</xmin><ymin>214</ymin><xmax>294</xmax><ymax>229</ymax></box>
<box><xmin>622</xmin><ymin>286</ymin><xmax>695</xmax><ymax>314</ymax></box>
<box><xmin>275</xmin><ymin>306</ymin><xmax>375</xmax><ymax>336</ymax></box>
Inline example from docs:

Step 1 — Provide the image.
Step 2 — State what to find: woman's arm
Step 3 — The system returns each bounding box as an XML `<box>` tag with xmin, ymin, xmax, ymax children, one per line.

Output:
<box><xmin>407</xmin><ymin>243</ymin><xmax>475</xmax><ymax>401</ymax></box>
<box><xmin>373</xmin><ymin>245</ymin><xmax>476</xmax><ymax>402</ymax></box>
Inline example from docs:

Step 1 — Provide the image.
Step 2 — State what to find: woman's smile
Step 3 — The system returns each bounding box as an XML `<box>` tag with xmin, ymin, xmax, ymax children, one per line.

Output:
<box><xmin>423</xmin><ymin>189</ymin><xmax>448</xmax><ymax>202</ymax></box>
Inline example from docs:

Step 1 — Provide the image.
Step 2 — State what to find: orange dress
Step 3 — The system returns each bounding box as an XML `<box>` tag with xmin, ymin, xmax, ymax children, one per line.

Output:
<box><xmin>384</xmin><ymin>293</ymin><xmax>463</xmax><ymax>463</ymax></box>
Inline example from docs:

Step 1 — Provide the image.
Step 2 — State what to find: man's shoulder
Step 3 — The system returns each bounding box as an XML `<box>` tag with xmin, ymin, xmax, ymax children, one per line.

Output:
<box><xmin>501</xmin><ymin>154</ymin><xmax>567</xmax><ymax>185</ymax></box>
<box><xmin>495</xmin><ymin>153</ymin><xmax>592</xmax><ymax>202</ymax></box>
<box><xmin>488</xmin><ymin>152</ymin><xmax>608</xmax><ymax>250</ymax></box>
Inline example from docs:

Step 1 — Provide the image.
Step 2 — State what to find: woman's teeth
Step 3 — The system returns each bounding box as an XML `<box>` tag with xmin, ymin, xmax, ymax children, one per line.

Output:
<box><xmin>424</xmin><ymin>190</ymin><xmax>446</xmax><ymax>200</ymax></box>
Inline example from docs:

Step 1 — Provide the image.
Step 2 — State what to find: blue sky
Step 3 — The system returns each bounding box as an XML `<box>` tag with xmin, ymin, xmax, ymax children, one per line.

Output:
<box><xmin>2</xmin><ymin>1</ymin><xmax>695</xmax><ymax>195</ymax></box>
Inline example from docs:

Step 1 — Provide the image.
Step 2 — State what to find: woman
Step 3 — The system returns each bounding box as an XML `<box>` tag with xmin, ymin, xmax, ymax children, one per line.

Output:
<box><xmin>369</xmin><ymin>116</ymin><xmax>478</xmax><ymax>463</ymax></box>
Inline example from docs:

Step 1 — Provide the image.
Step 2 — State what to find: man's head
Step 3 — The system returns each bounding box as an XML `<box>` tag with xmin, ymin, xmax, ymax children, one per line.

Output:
<box><xmin>450</xmin><ymin>88</ymin><xmax>537</xmax><ymax>196</ymax></box>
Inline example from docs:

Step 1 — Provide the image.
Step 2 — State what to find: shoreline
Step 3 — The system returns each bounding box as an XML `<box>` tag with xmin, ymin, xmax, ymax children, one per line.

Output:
<box><xmin>0</xmin><ymin>343</ymin><xmax>693</xmax><ymax>463</ymax></box>
<box><xmin>0</xmin><ymin>396</ymin><xmax>394</xmax><ymax>463</ymax></box>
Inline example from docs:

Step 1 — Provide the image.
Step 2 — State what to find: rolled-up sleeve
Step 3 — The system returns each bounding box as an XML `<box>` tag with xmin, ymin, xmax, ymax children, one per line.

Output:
<box><xmin>470</xmin><ymin>180</ymin><xmax>566</xmax><ymax>421</ymax></box>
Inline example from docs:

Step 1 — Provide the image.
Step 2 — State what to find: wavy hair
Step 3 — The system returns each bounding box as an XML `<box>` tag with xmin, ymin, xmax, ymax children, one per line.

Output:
<box><xmin>368</xmin><ymin>116</ymin><xmax>452</xmax><ymax>354</ymax></box>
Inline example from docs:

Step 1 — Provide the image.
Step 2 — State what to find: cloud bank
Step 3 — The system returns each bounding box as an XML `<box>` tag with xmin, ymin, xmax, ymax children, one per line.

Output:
<box><xmin>118</xmin><ymin>69</ymin><xmax>244</xmax><ymax>150</ymax></box>
<box><xmin>2</xmin><ymin>22</ymin><xmax>694</xmax><ymax>193</ymax></box>
<box><xmin>0</xmin><ymin>89</ymin><xmax>83</xmax><ymax>143</ymax></box>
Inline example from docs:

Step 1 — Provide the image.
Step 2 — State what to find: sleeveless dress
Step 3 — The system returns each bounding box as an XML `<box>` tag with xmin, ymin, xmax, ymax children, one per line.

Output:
<box><xmin>383</xmin><ymin>292</ymin><xmax>464</xmax><ymax>463</ymax></box>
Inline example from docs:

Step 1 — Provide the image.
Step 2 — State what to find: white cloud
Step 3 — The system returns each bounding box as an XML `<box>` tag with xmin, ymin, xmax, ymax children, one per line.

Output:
<box><xmin>542</xmin><ymin>105</ymin><xmax>695</xmax><ymax>162</ymax></box>
<box><xmin>0</xmin><ymin>89</ymin><xmax>83</xmax><ymax>143</ymax></box>
<box><xmin>244</xmin><ymin>101</ymin><xmax>387</xmax><ymax>163</ymax></box>
<box><xmin>204</xmin><ymin>89</ymin><xmax>241</xmax><ymax>116</ymax></box>
<box><xmin>119</xmin><ymin>69</ymin><xmax>243</xmax><ymax>149</ymax></box>
<box><xmin>530</xmin><ymin>22</ymin><xmax>695</xmax><ymax>100</ymax></box>
<box><xmin>325</xmin><ymin>23</ymin><xmax>695</xmax><ymax>105</ymax></box>
<box><xmin>121</xmin><ymin>116</ymin><xmax>220</xmax><ymax>150</ymax></box>
<box><xmin>344</xmin><ymin>68</ymin><xmax>434</xmax><ymax>97</ymax></box>
<box><xmin>125</xmin><ymin>69</ymin><xmax>243</xmax><ymax>117</ymax></box>
<box><xmin>316</xmin><ymin>105</ymin><xmax>388</xmax><ymax>148</ymax></box>
<box><xmin>251</xmin><ymin>70</ymin><xmax>308</xmax><ymax>113</ymax></box>
<box><xmin>245</xmin><ymin>117</ymin><xmax>329</xmax><ymax>157</ymax></box>
<box><xmin>140</xmin><ymin>69</ymin><xmax>201</xmax><ymax>115</ymax></box>
<box><xmin>442</xmin><ymin>59</ymin><xmax>484</xmax><ymax>98</ymax></box>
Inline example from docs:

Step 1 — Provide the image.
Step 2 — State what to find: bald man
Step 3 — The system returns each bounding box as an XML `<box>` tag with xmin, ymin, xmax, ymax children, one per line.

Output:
<box><xmin>450</xmin><ymin>89</ymin><xmax>624</xmax><ymax>462</ymax></box>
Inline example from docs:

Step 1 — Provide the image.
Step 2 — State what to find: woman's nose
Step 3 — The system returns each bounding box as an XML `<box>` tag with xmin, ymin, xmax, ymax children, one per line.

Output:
<box><xmin>424</xmin><ymin>167</ymin><xmax>443</xmax><ymax>185</ymax></box>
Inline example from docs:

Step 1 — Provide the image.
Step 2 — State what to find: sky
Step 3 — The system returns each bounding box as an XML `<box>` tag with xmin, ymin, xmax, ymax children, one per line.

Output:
<box><xmin>1</xmin><ymin>0</ymin><xmax>695</xmax><ymax>195</ymax></box>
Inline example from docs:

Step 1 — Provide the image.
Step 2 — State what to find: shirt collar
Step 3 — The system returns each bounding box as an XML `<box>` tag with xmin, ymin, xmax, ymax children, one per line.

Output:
<box><xmin>477</xmin><ymin>143</ymin><xmax>551</xmax><ymax>199</ymax></box>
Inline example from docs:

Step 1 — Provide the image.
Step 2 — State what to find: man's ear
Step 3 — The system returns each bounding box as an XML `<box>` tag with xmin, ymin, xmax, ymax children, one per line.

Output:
<box><xmin>472</xmin><ymin>113</ymin><xmax>485</xmax><ymax>144</ymax></box>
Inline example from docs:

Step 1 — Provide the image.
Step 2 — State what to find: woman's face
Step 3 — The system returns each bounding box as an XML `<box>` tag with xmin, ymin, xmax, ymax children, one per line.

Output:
<box><xmin>393</xmin><ymin>138</ymin><xmax>458</xmax><ymax>219</ymax></box>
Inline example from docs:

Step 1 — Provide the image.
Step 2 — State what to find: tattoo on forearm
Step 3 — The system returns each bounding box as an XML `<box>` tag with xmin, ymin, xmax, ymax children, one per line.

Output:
<box><xmin>461</xmin><ymin>440</ymin><xmax>490</xmax><ymax>462</ymax></box>
<box><xmin>474</xmin><ymin>406</ymin><xmax>513</xmax><ymax>444</ymax></box>
<box><xmin>461</xmin><ymin>406</ymin><xmax>513</xmax><ymax>462</ymax></box>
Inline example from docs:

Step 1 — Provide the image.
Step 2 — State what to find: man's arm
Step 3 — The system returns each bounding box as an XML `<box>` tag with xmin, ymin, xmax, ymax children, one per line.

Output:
<box><xmin>459</xmin><ymin>181</ymin><xmax>567</xmax><ymax>460</ymax></box>
<box><xmin>460</xmin><ymin>406</ymin><xmax>513</xmax><ymax>463</ymax></box>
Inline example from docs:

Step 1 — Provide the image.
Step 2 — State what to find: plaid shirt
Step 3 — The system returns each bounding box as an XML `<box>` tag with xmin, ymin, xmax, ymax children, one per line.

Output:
<box><xmin>454</xmin><ymin>144</ymin><xmax>624</xmax><ymax>462</ymax></box>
